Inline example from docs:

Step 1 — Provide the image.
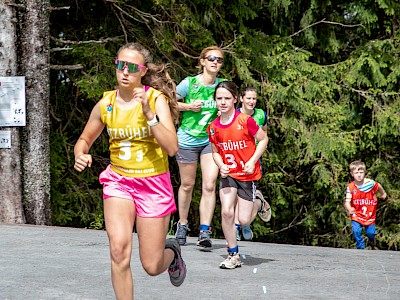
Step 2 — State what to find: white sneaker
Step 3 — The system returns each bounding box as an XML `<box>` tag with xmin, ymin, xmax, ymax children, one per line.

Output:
<box><xmin>256</xmin><ymin>190</ymin><xmax>271</xmax><ymax>222</ymax></box>
<box><xmin>219</xmin><ymin>253</ymin><xmax>242</xmax><ymax>269</ymax></box>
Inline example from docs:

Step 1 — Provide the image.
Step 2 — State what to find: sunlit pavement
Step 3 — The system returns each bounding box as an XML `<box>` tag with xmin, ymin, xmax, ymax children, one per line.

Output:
<box><xmin>1</xmin><ymin>224</ymin><xmax>399</xmax><ymax>300</ymax></box>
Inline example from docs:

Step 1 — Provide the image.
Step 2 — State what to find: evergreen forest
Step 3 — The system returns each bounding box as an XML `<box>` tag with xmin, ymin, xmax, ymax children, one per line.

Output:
<box><xmin>49</xmin><ymin>0</ymin><xmax>400</xmax><ymax>250</ymax></box>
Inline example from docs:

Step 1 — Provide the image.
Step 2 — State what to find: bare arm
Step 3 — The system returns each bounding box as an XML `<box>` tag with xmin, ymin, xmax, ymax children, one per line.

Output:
<box><xmin>178</xmin><ymin>100</ymin><xmax>202</xmax><ymax>112</ymax></box>
<box><xmin>137</xmin><ymin>89</ymin><xmax>178</xmax><ymax>156</ymax></box>
<box><xmin>261</xmin><ymin>123</ymin><xmax>268</xmax><ymax>132</ymax></box>
<box><xmin>74</xmin><ymin>102</ymin><xmax>105</xmax><ymax>172</ymax></box>
<box><xmin>344</xmin><ymin>198</ymin><xmax>355</xmax><ymax>214</ymax></box>
<box><xmin>377</xmin><ymin>183</ymin><xmax>387</xmax><ymax>199</ymax></box>
<box><xmin>211</xmin><ymin>143</ymin><xmax>229</xmax><ymax>178</ymax></box>
<box><xmin>243</xmin><ymin>128</ymin><xmax>269</xmax><ymax>174</ymax></box>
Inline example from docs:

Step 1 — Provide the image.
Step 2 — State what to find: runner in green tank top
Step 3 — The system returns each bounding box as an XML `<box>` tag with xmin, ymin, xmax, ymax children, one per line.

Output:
<box><xmin>174</xmin><ymin>46</ymin><xmax>225</xmax><ymax>249</ymax></box>
<box><xmin>180</xmin><ymin>76</ymin><xmax>224</xmax><ymax>138</ymax></box>
<box><xmin>235</xmin><ymin>86</ymin><xmax>271</xmax><ymax>241</ymax></box>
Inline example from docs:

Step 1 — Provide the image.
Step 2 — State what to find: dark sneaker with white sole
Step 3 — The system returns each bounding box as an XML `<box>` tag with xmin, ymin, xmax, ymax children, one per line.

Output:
<box><xmin>165</xmin><ymin>238</ymin><xmax>187</xmax><ymax>287</ymax></box>
<box><xmin>196</xmin><ymin>229</ymin><xmax>212</xmax><ymax>248</ymax></box>
<box><xmin>175</xmin><ymin>222</ymin><xmax>190</xmax><ymax>246</ymax></box>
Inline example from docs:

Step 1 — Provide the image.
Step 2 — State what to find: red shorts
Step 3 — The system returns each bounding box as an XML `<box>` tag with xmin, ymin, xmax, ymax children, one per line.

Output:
<box><xmin>99</xmin><ymin>165</ymin><xmax>176</xmax><ymax>218</ymax></box>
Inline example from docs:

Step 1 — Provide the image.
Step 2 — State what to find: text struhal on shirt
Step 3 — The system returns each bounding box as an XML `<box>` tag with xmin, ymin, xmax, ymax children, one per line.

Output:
<box><xmin>217</xmin><ymin>139</ymin><xmax>249</xmax><ymax>151</ymax></box>
<box><xmin>352</xmin><ymin>198</ymin><xmax>377</xmax><ymax>206</ymax></box>
<box><xmin>107</xmin><ymin>125</ymin><xmax>154</xmax><ymax>139</ymax></box>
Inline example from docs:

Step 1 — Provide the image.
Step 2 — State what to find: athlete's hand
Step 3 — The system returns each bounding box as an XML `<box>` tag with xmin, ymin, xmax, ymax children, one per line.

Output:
<box><xmin>347</xmin><ymin>207</ymin><xmax>355</xmax><ymax>215</ymax></box>
<box><xmin>190</xmin><ymin>100</ymin><xmax>202</xmax><ymax>112</ymax></box>
<box><xmin>220</xmin><ymin>164</ymin><xmax>230</xmax><ymax>178</ymax></box>
<box><xmin>133</xmin><ymin>87</ymin><xmax>151</xmax><ymax>115</ymax></box>
<box><xmin>74</xmin><ymin>154</ymin><xmax>92</xmax><ymax>172</ymax></box>
<box><xmin>243</xmin><ymin>161</ymin><xmax>255</xmax><ymax>174</ymax></box>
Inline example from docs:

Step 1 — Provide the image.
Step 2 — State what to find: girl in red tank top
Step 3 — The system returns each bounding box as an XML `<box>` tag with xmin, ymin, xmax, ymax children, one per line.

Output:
<box><xmin>208</xmin><ymin>81</ymin><xmax>268</xmax><ymax>269</ymax></box>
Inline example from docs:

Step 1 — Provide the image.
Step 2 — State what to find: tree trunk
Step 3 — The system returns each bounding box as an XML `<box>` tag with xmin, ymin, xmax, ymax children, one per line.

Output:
<box><xmin>17</xmin><ymin>0</ymin><xmax>51</xmax><ymax>225</ymax></box>
<box><xmin>0</xmin><ymin>1</ymin><xmax>25</xmax><ymax>223</ymax></box>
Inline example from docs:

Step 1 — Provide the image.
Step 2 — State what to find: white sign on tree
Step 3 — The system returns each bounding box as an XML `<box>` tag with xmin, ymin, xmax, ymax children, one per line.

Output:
<box><xmin>0</xmin><ymin>76</ymin><xmax>26</xmax><ymax>127</ymax></box>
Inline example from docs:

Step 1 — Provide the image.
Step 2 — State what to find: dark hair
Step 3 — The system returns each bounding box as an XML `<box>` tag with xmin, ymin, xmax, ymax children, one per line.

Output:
<box><xmin>237</xmin><ymin>86</ymin><xmax>257</xmax><ymax>108</ymax></box>
<box><xmin>213</xmin><ymin>81</ymin><xmax>238</xmax><ymax>100</ymax></box>
<box><xmin>240</xmin><ymin>86</ymin><xmax>257</xmax><ymax>97</ymax></box>
<box><xmin>116</xmin><ymin>43</ymin><xmax>179</xmax><ymax>123</ymax></box>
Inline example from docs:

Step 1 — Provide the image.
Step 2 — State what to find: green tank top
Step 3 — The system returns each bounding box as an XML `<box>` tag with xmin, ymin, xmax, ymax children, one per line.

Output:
<box><xmin>179</xmin><ymin>76</ymin><xmax>224</xmax><ymax>138</ymax></box>
<box><xmin>252</xmin><ymin>108</ymin><xmax>266</xmax><ymax>127</ymax></box>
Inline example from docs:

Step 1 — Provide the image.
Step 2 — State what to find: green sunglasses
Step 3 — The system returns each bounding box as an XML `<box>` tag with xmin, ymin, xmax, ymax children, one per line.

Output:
<box><xmin>115</xmin><ymin>60</ymin><xmax>146</xmax><ymax>73</ymax></box>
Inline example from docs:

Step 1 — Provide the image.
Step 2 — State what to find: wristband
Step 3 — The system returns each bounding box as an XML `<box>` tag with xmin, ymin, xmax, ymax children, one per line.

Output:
<box><xmin>147</xmin><ymin>114</ymin><xmax>159</xmax><ymax>127</ymax></box>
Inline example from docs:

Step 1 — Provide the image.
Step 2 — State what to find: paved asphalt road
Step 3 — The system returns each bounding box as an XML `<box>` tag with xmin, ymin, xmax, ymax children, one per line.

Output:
<box><xmin>0</xmin><ymin>224</ymin><xmax>399</xmax><ymax>300</ymax></box>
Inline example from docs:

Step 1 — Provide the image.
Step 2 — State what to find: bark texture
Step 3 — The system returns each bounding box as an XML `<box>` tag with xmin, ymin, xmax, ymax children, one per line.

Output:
<box><xmin>18</xmin><ymin>0</ymin><xmax>51</xmax><ymax>224</ymax></box>
<box><xmin>0</xmin><ymin>1</ymin><xmax>25</xmax><ymax>223</ymax></box>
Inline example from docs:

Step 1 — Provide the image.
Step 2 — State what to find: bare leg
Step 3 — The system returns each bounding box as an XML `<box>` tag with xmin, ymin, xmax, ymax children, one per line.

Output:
<box><xmin>220</xmin><ymin>187</ymin><xmax>238</xmax><ymax>249</ymax></box>
<box><xmin>199</xmin><ymin>153</ymin><xmax>219</xmax><ymax>226</ymax></box>
<box><xmin>177</xmin><ymin>162</ymin><xmax>198</xmax><ymax>225</ymax></box>
<box><xmin>237</xmin><ymin>197</ymin><xmax>255</xmax><ymax>227</ymax></box>
<box><xmin>234</xmin><ymin>202</ymin><xmax>240</xmax><ymax>225</ymax></box>
<box><xmin>104</xmin><ymin>197</ymin><xmax>135</xmax><ymax>300</ymax></box>
<box><xmin>250</xmin><ymin>198</ymin><xmax>261</xmax><ymax>223</ymax></box>
<box><xmin>135</xmin><ymin>215</ymin><xmax>174</xmax><ymax>276</ymax></box>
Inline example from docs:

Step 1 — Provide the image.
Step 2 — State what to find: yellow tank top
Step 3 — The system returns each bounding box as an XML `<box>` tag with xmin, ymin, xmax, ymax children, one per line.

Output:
<box><xmin>99</xmin><ymin>87</ymin><xmax>169</xmax><ymax>177</ymax></box>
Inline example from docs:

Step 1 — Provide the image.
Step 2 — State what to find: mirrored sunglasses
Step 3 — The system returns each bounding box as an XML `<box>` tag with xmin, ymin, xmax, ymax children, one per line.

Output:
<box><xmin>115</xmin><ymin>60</ymin><xmax>146</xmax><ymax>73</ymax></box>
<box><xmin>205</xmin><ymin>55</ymin><xmax>224</xmax><ymax>64</ymax></box>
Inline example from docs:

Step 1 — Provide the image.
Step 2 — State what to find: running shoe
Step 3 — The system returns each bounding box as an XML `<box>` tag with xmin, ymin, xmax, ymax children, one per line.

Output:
<box><xmin>241</xmin><ymin>225</ymin><xmax>253</xmax><ymax>241</ymax></box>
<box><xmin>165</xmin><ymin>238</ymin><xmax>187</xmax><ymax>287</ymax></box>
<box><xmin>196</xmin><ymin>229</ymin><xmax>212</xmax><ymax>248</ymax></box>
<box><xmin>175</xmin><ymin>222</ymin><xmax>190</xmax><ymax>246</ymax></box>
<box><xmin>368</xmin><ymin>238</ymin><xmax>379</xmax><ymax>250</ymax></box>
<box><xmin>219</xmin><ymin>253</ymin><xmax>242</xmax><ymax>269</ymax></box>
<box><xmin>256</xmin><ymin>190</ymin><xmax>271</xmax><ymax>222</ymax></box>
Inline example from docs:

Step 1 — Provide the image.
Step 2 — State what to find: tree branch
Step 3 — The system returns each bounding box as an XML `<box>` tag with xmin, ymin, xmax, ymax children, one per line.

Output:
<box><xmin>5</xmin><ymin>1</ymin><xmax>24</xmax><ymax>8</ymax></box>
<box><xmin>51</xmin><ymin>47</ymin><xmax>73</xmax><ymax>52</ymax></box>
<box><xmin>290</xmin><ymin>18</ymin><xmax>364</xmax><ymax>38</ymax></box>
<box><xmin>51</xmin><ymin>36</ymin><xmax>123</xmax><ymax>45</ymax></box>
<box><xmin>50</xmin><ymin>64</ymin><xmax>83</xmax><ymax>70</ymax></box>
<box><xmin>49</xmin><ymin>6</ymin><xmax>70</xmax><ymax>11</ymax></box>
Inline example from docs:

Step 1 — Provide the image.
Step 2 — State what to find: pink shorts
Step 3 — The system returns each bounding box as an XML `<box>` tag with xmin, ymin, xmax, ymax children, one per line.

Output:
<box><xmin>99</xmin><ymin>165</ymin><xmax>176</xmax><ymax>218</ymax></box>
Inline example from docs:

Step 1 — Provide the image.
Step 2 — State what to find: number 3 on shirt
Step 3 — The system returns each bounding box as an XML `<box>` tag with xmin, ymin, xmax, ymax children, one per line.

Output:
<box><xmin>225</xmin><ymin>154</ymin><xmax>245</xmax><ymax>169</ymax></box>
<box><xmin>119</xmin><ymin>141</ymin><xmax>143</xmax><ymax>162</ymax></box>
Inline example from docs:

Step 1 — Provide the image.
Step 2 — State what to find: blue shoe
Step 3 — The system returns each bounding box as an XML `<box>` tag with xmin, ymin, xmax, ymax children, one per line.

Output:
<box><xmin>242</xmin><ymin>225</ymin><xmax>253</xmax><ymax>241</ymax></box>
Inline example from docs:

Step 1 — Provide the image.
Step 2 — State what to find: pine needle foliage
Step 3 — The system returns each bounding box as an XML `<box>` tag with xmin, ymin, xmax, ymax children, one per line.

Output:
<box><xmin>49</xmin><ymin>0</ymin><xmax>400</xmax><ymax>249</ymax></box>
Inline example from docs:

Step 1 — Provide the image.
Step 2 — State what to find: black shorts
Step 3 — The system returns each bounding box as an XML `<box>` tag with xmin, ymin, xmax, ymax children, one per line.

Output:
<box><xmin>219</xmin><ymin>176</ymin><xmax>257</xmax><ymax>201</ymax></box>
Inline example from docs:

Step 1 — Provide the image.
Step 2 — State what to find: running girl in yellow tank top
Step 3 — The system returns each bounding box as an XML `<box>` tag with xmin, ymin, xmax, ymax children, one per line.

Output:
<box><xmin>74</xmin><ymin>42</ymin><xmax>186</xmax><ymax>298</ymax></box>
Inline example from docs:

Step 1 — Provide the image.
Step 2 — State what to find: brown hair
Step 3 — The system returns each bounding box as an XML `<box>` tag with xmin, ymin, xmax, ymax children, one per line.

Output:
<box><xmin>237</xmin><ymin>86</ymin><xmax>257</xmax><ymax>108</ymax></box>
<box><xmin>240</xmin><ymin>86</ymin><xmax>257</xmax><ymax>97</ymax></box>
<box><xmin>116</xmin><ymin>43</ymin><xmax>179</xmax><ymax>123</ymax></box>
<box><xmin>349</xmin><ymin>160</ymin><xmax>366</xmax><ymax>173</ymax></box>
<box><xmin>214</xmin><ymin>81</ymin><xmax>239</xmax><ymax>100</ymax></box>
<box><xmin>196</xmin><ymin>45</ymin><xmax>224</xmax><ymax>73</ymax></box>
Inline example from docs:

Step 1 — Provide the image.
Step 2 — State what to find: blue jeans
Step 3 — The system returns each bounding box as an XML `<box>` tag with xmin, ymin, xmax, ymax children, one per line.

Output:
<box><xmin>351</xmin><ymin>221</ymin><xmax>376</xmax><ymax>249</ymax></box>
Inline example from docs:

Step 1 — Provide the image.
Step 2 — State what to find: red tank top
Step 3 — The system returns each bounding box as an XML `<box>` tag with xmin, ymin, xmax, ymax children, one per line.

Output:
<box><xmin>347</xmin><ymin>181</ymin><xmax>379</xmax><ymax>225</ymax></box>
<box><xmin>208</xmin><ymin>111</ymin><xmax>261</xmax><ymax>181</ymax></box>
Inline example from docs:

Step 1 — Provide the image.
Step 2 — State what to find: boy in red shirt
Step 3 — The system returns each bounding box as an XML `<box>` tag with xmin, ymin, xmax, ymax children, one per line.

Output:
<box><xmin>207</xmin><ymin>81</ymin><xmax>268</xmax><ymax>269</ymax></box>
<box><xmin>344</xmin><ymin>160</ymin><xmax>387</xmax><ymax>249</ymax></box>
